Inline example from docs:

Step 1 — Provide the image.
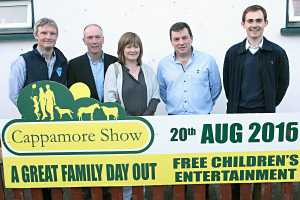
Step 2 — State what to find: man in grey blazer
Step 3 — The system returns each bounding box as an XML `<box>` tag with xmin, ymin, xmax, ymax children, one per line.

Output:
<box><xmin>68</xmin><ymin>24</ymin><xmax>118</xmax><ymax>101</ymax></box>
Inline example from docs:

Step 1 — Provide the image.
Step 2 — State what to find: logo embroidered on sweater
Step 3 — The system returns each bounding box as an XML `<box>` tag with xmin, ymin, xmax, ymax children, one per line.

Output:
<box><xmin>56</xmin><ymin>67</ymin><xmax>62</xmax><ymax>77</ymax></box>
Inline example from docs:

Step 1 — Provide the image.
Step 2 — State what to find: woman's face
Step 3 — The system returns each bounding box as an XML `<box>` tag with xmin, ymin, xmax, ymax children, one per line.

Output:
<box><xmin>124</xmin><ymin>43</ymin><xmax>140</xmax><ymax>63</ymax></box>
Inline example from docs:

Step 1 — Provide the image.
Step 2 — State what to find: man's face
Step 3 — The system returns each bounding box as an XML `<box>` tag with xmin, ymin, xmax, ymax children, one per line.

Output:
<box><xmin>242</xmin><ymin>10</ymin><xmax>268</xmax><ymax>41</ymax></box>
<box><xmin>35</xmin><ymin>25</ymin><xmax>58</xmax><ymax>50</ymax></box>
<box><xmin>170</xmin><ymin>28</ymin><xmax>193</xmax><ymax>56</ymax></box>
<box><xmin>83</xmin><ymin>26</ymin><xmax>104</xmax><ymax>55</ymax></box>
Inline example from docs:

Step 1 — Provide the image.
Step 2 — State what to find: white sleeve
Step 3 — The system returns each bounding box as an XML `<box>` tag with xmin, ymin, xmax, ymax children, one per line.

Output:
<box><xmin>9</xmin><ymin>56</ymin><xmax>26</xmax><ymax>106</ymax></box>
<box><xmin>104</xmin><ymin>63</ymin><xmax>119</xmax><ymax>102</ymax></box>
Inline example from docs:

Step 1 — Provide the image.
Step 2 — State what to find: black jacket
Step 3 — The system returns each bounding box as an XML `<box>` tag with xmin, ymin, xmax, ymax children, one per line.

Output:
<box><xmin>22</xmin><ymin>44</ymin><xmax>68</xmax><ymax>87</ymax></box>
<box><xmin>67</xmin><ymin>53</ymin><xmax>118</xmax><ymax>101</ymax></box>
<box><xmin>223</xmin><ymin>37</ymin><xmax>289</xmax><ymax>113</ymax></box>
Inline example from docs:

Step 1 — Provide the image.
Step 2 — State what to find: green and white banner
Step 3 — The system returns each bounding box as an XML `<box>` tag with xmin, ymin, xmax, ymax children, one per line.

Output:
<box><xmin>1</xmin><ymin>81</ymin><xmax>299</xmax><ymax>188</ymax></box>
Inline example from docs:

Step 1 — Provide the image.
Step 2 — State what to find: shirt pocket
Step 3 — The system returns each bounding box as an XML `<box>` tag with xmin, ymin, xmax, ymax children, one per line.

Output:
<box><xmin>189</xmin><ymin>67</ymin><xmax>209</xmax><ymax>85</ymax></box>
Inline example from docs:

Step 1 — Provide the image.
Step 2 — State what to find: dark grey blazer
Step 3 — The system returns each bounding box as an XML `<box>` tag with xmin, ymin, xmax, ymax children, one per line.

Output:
<box><xmin>67</xmin><ymin>53</ymin><xmax>118</xmax><ymax>101</ymax></box>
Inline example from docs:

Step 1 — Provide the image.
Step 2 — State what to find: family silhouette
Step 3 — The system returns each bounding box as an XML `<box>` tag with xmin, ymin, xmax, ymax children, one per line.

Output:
<box><xmin>29</xmin><ymin>83</ymin><xmax>120</xmax><ymax>121</ymax></box>
<box><xmin>31</xmin><ymin>84</ymin><xmax>56</xmax><ymax>120</ymax></box>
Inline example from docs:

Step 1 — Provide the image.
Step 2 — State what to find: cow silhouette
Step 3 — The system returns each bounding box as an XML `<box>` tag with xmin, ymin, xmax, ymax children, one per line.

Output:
<box><xmin>101</xmin><ymin>106</ymin><xmax>118</xmax><ymax>120</ymax></box>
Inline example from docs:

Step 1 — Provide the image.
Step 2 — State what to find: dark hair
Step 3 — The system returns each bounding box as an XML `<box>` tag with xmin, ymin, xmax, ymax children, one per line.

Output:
<box><xmin>242</xmin><ymin>5</ymin><xmax>267</xmax><ymax>22</ymax></box>
<box><xmin>117</xmin><ymin>32</ymin><xmax>143</xmax><ymax>66</ymax></box>
<box><xmin>169</xmin><ymin>22</ymin><xmax>193</xmax><ymax>40</ymax></box>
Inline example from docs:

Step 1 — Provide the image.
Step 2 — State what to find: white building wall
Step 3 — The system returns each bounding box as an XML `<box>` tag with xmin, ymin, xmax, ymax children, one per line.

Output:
<box><xmin>1</xmin><ymin>0</ymin><xmax>299</xmax><ymax>118</ymax></box>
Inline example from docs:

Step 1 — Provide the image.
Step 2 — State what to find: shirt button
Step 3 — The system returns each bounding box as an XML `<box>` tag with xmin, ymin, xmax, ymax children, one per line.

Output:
<box><xmin>184</xmin><ymin>80</ymin><xmax>186</xmax><ymax>83</ymax></box>
<box><xmin>184</xmin><ymin>90</ymin><xmax>187</xmax><ymax>93</ymax></box>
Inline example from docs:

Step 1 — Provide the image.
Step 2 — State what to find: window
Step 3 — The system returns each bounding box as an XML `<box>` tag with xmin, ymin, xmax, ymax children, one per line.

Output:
<box><xmin>281</xmin><ymin>0</ymin><xmax>300</xmax><ymax>35</ymax></box>
<box><xmin>0</xmin><ymin>0</ymin><xmax>34</xmax><ymax>40</ymax></box>
<box><xmin>288</xmin><ymin>0</ymin><xmax>300</xmax><ymax>24</ymax></box>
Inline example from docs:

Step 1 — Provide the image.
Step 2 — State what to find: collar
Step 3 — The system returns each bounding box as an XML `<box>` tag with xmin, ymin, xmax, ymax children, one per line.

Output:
<box><xmin>238</xmin><ymin>37</ymin><xmax>272</xmax><ymax>54</ymax></box>
<box><xmin>87</xmin><ymin>52</ymin><xmax>104</xmax><ymax>64</ymax></box>
<box><xmin>172</xmin><ymin>46</ymin><xmax>194</xmax><ymax>62</ymax></box>
<box><xmin>34</xmin><ymin>44</ymin><xmax>56</xmax><ymax>59</ymax></box>
<box><xmin>245</xmin><ymin>38</ymin><xmax>263</xmax><ymax>50</ymax></box>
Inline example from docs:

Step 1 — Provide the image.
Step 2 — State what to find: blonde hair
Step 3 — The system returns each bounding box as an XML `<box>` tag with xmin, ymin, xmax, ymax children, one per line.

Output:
<box><xmin>34</xmin><ymin>18</ymin><xmax>58</xmax><ymax>36</ymax></box>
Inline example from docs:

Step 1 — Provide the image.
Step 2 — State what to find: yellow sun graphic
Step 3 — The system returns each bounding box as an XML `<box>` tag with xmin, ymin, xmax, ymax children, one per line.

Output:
<box><xmin>69</xmin><ymin>82</ymin><xmax>91</xmax><ymax>100</ymax></box>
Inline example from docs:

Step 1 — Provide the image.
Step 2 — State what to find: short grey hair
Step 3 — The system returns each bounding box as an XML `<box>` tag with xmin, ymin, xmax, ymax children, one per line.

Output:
<box><xmin>83</xmin><ymin>24</ymin><xmax>103</xmax><ymax>37</ymax></box>
<box><xmin>83</xmin><ymin>24</ymin><xmax>102</xmax><ymax>32</ymax></box>
<box><xmin>33</xmin><ymin>18</ymin><xmax>58</xmax><ymax>36</ymax></box>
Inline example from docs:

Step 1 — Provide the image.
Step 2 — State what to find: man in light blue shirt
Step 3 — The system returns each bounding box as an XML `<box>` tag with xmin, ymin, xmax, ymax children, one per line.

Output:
<box><xmin>87</xmin><ymin>52</ymin><xmax>104</xmax><ymax>100</ymax></box>
<box><xmin>157</xmin><ymin>22</ymin><xmax>221</xmax><ymax>115</ymax></box>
